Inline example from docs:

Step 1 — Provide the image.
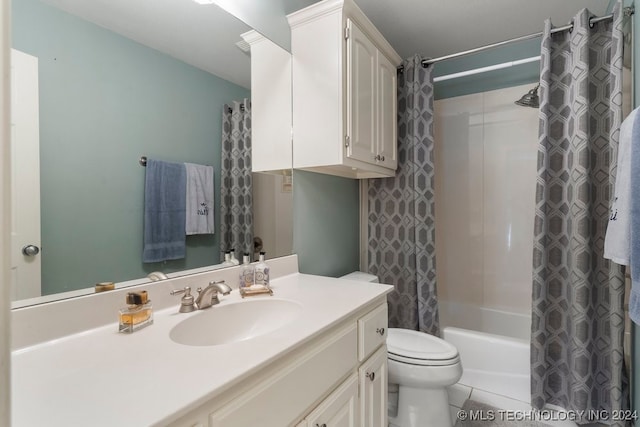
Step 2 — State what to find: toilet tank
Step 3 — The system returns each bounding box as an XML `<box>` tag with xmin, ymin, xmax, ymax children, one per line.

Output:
<box><xmin>339</xmin><ymin>271</ymin><xmax>379</xmax><ymax>283</ymax></box>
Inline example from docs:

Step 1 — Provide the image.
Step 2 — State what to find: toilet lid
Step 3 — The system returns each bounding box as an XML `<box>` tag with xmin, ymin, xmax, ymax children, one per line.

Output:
<box><xmin>387</xmin><ymin>328</ymin><xmax>459</xmax><ymax>366</ymax></box>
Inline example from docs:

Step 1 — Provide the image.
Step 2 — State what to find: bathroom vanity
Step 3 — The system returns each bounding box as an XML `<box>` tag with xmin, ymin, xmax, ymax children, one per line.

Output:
<box><xmin>11</xmin><ymin>256</ymin><xmax>392</xmax><ymax>427</ymax></box>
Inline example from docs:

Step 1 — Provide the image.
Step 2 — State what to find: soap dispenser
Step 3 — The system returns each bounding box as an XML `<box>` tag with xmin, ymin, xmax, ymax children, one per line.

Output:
<box><xmin>119</xmin><ymin>290</ymin><xmax>153</xmax><ymax>333</ymax></box>
<box><xmin>239</xmin><ymin>252</ymin><xmax>255</xmax><ymax>291</ymax></box>
<box><xmin>254</xmin><ymin>252</ymin><xmax>270</xmax><ymax>288</ymax></box>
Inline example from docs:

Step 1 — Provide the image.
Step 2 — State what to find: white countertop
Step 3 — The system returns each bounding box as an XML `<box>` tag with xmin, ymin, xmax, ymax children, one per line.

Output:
<box><xmin>12</xmin><ymin>273</ymin><xmax>392</xmax><ymax>427</ymax></box>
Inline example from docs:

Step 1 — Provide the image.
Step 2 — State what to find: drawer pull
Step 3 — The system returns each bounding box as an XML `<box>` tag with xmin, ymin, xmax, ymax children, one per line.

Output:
<box><xmin>366</xmin><ymin>371</ymin><xmax>375</xmax><ymax>381</ymax></box>
<box><xmin>376</xmin><ymin>327</ymin><xmax>385</xmax><ymax>336</ymax></box>
<box><xmin>316</xmin><ymin>424</ymin><xmax>327</xmax><ymax>427</ymax></box>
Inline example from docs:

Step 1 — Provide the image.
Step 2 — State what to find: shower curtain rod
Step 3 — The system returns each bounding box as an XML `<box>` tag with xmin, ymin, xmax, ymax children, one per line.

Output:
<box><xmin>410</xmin><ymin>6</ymin><xmax>634</xmax><ymax>69</ymax></box>
<box><xmin>432</xmin><ymin>56</ymin><xmax>540</xmax><ymax>82</ymax></box>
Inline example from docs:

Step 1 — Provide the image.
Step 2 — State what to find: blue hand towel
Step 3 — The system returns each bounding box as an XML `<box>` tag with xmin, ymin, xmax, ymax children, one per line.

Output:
<box><xmin>143</xmin><ymin>159</ymin><xmax>187</xmax><ymax>263</ymax></box>
<box><xmin>629</xmin><ymin>111</ymin><xmax>640</xmax><ymax>324</ymax></box>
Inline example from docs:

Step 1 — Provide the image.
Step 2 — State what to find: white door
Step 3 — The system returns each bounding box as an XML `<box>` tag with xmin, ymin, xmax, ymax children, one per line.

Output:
<box><xmin>376</xmin><ymin>52</ymin><xmax>397</xmax><ymax>170</ymax></box>
<box><xmin>346</xmin><ymin>19</ymin><xmax>376</xmax><ymax>165</ymax></box>
<box><xmin>359</xmin><ymin>346</ymin><xmax>388</xmax><ymax>427</ymax></box>
<box><xmin>305</xmin><ymin>373</ymin><xmax>359</xmax><ymax>427</ymax></box>
<box><xmin>10</xmin><ymin>49</ymin><xmax>41</xmax><ymax>300</ymax></box>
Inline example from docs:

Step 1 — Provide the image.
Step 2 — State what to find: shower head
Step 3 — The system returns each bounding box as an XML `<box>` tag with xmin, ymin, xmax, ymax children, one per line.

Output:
<box><xmin>515</xmin><ymin>84</ymin><xmax>540</xmax><ymax>108</ymax></box>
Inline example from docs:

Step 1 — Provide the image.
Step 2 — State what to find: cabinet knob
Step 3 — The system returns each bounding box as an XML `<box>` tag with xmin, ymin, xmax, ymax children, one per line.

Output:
<box><xmin>316</xmin><ymin>424</ymin><xmax>327</xmax><ymax>427</ymax></box>
<box><xmin>366</xmin><ymin>371</ymin><xmax>375</xmax><ymax>382</ymax></box>
<box><xmin>376</xmin><ymin>327</ymin><xmax>385</xmax><ymax>336</ymax></box>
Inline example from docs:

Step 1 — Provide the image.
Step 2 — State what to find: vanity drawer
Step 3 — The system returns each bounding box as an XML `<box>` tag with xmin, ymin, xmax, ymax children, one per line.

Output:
<box><xmin>358</xmin><ymin>303</ymin><xmax>388</xmax><ymax>361</ymax></box>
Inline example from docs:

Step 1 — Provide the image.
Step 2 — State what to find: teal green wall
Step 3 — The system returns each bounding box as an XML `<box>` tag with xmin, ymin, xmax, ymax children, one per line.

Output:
<box><xmin>12</xmin><ymin>0</ymin><xmax>249</xmax><ymax>295</ymax></box>
<box><xmin>293</xmin><ymin>170</ymin><xmax>359</xmax><ymax>276</ymax></box>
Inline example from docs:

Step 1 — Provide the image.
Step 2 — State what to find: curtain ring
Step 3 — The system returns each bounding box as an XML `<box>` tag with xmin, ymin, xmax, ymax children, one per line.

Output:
<box><xmin>569</xmin><ymin>19</ymin><xmax>574</xmax><ymax>33</ymax></box>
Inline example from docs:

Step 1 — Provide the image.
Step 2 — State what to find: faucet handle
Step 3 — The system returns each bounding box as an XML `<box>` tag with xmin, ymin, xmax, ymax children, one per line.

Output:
<box><xmin>170</xmin><ymin>286</ymin><xmax>196</xmax><ymax>313</ymax></box>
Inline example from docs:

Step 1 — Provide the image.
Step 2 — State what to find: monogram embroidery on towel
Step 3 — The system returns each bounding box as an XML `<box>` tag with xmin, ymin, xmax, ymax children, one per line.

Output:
<box><xmin>197</xmin><ymin>202</ymin><xmax>210</xmax><ymax>216</ymax></box>
<box><xmin>609</xmin><ymin>197</ymin><xmax>618</xmax><ymax>221</ymax></box>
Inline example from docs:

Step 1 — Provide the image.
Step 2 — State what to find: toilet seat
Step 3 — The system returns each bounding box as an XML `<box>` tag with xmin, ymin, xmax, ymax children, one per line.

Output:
<box><xmin>387</xmin><ymin>328</ymin><xmax>460</xmax><ymax>367</ymax></box>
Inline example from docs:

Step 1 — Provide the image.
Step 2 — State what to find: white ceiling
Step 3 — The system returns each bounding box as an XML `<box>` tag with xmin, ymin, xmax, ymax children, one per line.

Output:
<box><xmin>40</xmin><ymin>0</ymin><xmax>613</xmax><ymax>88</ymax></box>
<box><xmin>42</xmin><ymin>0</ymin><xmax>254</xmax><ymax>88</ymax></box>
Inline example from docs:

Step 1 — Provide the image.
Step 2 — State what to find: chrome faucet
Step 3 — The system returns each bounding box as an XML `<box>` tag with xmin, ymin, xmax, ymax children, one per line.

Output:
<box><xmin>194</xmin><ymin>280</ymin><xmax>232</xmax><ymax>309</ymax></box>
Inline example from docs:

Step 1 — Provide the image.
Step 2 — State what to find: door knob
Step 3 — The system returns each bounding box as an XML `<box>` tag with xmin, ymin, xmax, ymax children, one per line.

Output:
<box><xmin>22</xmin><ymin>245</ymin><xmax>40</xmax><ymax>257</ymax></box>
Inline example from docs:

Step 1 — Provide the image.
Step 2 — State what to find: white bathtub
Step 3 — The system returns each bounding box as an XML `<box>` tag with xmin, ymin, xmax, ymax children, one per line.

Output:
<box><xmin>440</xmin><ymin>301</ymin><xmax>531</xmax><ymax>403</ymax></box>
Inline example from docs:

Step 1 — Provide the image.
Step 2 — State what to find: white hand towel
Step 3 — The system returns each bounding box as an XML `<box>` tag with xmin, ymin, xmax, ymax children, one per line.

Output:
<box><xmin>604</xmin><ymin>107</ymin><xmax>638</xmax><ymax>265</ymax></box>
<box><xmin>185</xmin><ymin>163</ymin><xmax>214</xmax><ymax>235</ymax></box>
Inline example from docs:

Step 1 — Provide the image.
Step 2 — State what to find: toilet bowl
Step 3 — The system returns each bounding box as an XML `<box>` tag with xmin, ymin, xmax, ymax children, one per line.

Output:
<box><xmin>387</xmin><ymin>328</ymin><xmax>463</xmax><ymax>427</ymax></box>
<box><xmin>339</xmin><ymin>272</ymin><xmax>463</xmax><ymax>427</ymax></box>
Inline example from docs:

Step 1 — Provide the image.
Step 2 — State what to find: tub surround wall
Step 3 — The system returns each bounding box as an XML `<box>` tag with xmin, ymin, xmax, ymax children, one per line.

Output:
<box><xmin>434</xmin><ymin>84</ymin><xmax>539</xmax><ymax>318</ymax></box>
<box><xmin>1</xmin><ymin>0</ymin><xmax>11</xmax><ymax>423</ymax></box>
<box><xmin>438</xmin><ymin>301</ymin><xmax>531</xmax><ymax>341</ymax></box>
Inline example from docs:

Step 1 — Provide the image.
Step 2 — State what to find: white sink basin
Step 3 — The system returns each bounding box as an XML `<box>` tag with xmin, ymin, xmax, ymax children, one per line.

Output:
<box><xmin>169</xmin><ymin>298</ymin><xmax>303</xmax><ymax>346</ymax></box>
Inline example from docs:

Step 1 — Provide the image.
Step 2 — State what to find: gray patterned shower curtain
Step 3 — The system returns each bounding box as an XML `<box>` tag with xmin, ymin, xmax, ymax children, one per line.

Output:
<box><xmin>220</xmin><ymin>99</ymin><xmax>253</xmax><ymax>260</ymax></box>
<box><xmin>530</xmin><ymin>4</ymin><xmax>628</xmax><ymax>421</ymax></box>
<box><xmin>368</xmin><ymin>55</ymin><xmax>439</xmax><ymax>336</ymax></box>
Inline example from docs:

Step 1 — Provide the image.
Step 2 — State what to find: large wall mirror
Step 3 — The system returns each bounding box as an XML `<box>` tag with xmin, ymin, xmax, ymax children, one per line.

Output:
<box><xmin>10</xmin><ymin>0</ymin><xmax>303</xmax><ymax>307</ymax></box>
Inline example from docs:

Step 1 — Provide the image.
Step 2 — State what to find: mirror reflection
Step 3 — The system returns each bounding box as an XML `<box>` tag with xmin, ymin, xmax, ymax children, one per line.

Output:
<box><xmin>10</xmin><ymin>0</ymin><xmax>293</xmax><ymax>306</ymax></box>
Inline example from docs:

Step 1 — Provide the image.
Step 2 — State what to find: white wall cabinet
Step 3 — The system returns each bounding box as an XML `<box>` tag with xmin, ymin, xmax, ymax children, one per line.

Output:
<box><xmin>168</xmin><ymin>301</ymin><xmax>388</xmax><ymax>427</ymax></box>
<box><xmin>288</xmin><ymin>0</ymin><xmax>401</xmax><ymax>179</ymax></box>
<box><xmin>242</xmin><ymin>30</ymin><xmax>292</xmax><ymax>174</ymax></box>
<box><xmin>346</xmin><ymin>20</ymin><xmax>397</xmax><ymax>171</ymax></box>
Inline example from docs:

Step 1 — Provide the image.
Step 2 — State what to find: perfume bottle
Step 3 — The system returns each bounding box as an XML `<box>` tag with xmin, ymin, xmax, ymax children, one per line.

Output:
<box><xmin>239</xmin><ymin>253</ymin><xmax>255</xmax><ymax>290</ymax></box>
<box><xmin>119</xmin><ymin>290</ymin><xmax>153</xmax><ymax>333</ymax></box>
<box><xmin>229</xmin><ymin>249</ymin><xmax>240</xmax><ymax>266</ymax></box>
<box><xmin>254</xmin><ymin>252</ymin><xmax>270</xmax><ymax>288</ymax></box>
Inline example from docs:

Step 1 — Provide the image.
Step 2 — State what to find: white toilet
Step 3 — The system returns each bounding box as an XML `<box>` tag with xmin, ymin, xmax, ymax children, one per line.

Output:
<box><xmin>340</xmin><ymin>272</ymin><xmax>463</xmax><ymax>427</ymax></box>
<box><xmin>387</xmin><ymin>328</ymin><xmax>462</xmax><ymax>427</ymax></box>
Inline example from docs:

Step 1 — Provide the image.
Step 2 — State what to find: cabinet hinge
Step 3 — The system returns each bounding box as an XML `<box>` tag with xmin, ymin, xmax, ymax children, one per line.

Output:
<box><xmin>344</xmin><ymin>26</ymin><xmax>350</xmax><ymax>40</ymax></box>
<box><xmin>345</xmin><ymin>135</ymin><xmax>350</xmax><ymax>148</ymax></box>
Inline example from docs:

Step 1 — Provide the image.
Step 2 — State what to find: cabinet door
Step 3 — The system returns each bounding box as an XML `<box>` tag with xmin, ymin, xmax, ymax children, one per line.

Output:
<box><xmin>305</xmin><ymin>373</ymin><xmax>359</xmax><ymax>427</ymax></box>
<box><xmin>359</xmin><ymin>346</ymin><xmax>388</xmax><ymax>427</ymax></box>
<box><xmin>207</xmin><ymin>324</ymin><xmax>357</xmax><ymax>427</ymax></box>
<box><xmin>346</xmin><ymin>19</ymin><xmax>376</xmax><ymax>165</ymax></box>
<box><xmin>376</xmin><ymin>52</ymin><xmax>397</xmax><ymax>170</ymax></box>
